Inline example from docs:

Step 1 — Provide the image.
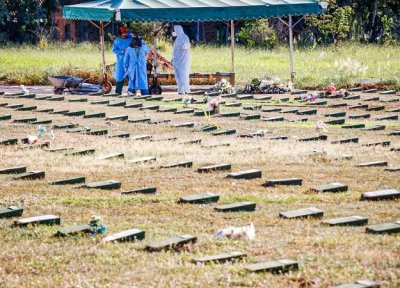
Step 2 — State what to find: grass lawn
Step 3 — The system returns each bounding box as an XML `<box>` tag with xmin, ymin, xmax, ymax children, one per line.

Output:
<box><xmin>0</xmin><ymin>42</ymin><xmax>399</xmax><ymax>89</ymax></box>
<box><xmin>0</xmin><ymin>90</ymin><xmax>399</xmax><ymax>287</ymax></box>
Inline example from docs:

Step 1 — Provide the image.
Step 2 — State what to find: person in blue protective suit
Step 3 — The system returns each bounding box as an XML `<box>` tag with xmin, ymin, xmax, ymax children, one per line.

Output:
<box><xmin>124</xmin><ymin>36</ymin><xmax>151</xmax><ymax>96</ymax></box>
<box><xmin>172</xmin><ymin>25</ymin><xmax>191</xmax><ymax>94</ymax></box>
<box><xmin>112</xmin><ymin>27</ymin><xmax>132</xmax><ymax>95</ymax></box>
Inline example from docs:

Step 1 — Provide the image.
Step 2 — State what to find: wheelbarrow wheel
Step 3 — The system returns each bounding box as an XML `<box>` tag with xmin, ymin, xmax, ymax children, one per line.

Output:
<box><xmin>102</xmin><ymin>80</ymin><xmax>112</xmax><ymax>94</ymax></box>
<box><xmin>149</xmin><ymin>84</ymin><xmax>162</xmax><ymax>95</ymax></box>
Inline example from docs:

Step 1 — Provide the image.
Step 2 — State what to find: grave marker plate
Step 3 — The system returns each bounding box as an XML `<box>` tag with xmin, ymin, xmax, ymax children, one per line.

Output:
<box><xmin>224</xmin><ymin>102</ymin><xmax>242</xmax><ymax>107</ymax></box>
<box><xmin>193</xmin><ymin>251</ymin><xmax>246</xmax><ymax>264</ymax></box>
<box><xmin>364</xmin><ymin>96</ymin><xmax>379</xmax><ymax>102</ymax></box>
<box><xmin>357</xmin><ymin>161</ymin><xmax>387</xmax><ymax>167</ymax></box>
<box><xmin>161</xmin><ymin>161</ymin><xmax>193</xmax><ymax>169</ymax></box>
<box><xmin>342</xmin><ymin>123</ymin><xmax>365</xmax><ymax>129</ymax></box>
<box><xmin>0</xmin><ymin>206</ymin><xmax>23</xmax><ymax>218</ymax></box>
<box><xmin>128</xmin><ymin>157</ymin><xmax>156</xmax><ymax>164</ymax></box>
<box><xmin>245</xmin><ymin>259</ymin><xmax>299</xmax><ymax>273</ymax></box>
<box><xmin>13</xmin><ymin>170</ymin><xmax>45</xmax><ymax>180</ymax></box>
<box><xmin>173</xmin><ymin>122</ymin><xmax>195</xmax><ymax>128</ymax></box>
<box><xmin>310</xmin><ymin>182</ymin><xmax>348</xmax><ymax>193</ymax></box>
<box><xmin>343</xmin><ymin>95</ymin><xmax>360</xmax><ymax>100</ymax></box>
<box><xmin>243</xmin><ymin>105</ymin><xmax>261</xmax><ymax>110</ymax></box>
<box><xmin>13</xmin><ymin>117</ymin><xmax>37</xmax><ymax>123</ymax></box>
<box><xmin>67</xmin><ymin>127</ymin><xmax>90</xmax><ymax>133</ymax></box>
<box><xmin>91</xmin><ymin>100</ymin><xmax>109</xmax><ymax>105</ymax></box>
<box><xmin>361</xmin><ymin>189</ymin><xmax>400</xmax><ymax>201</ymax></box>
<box><xmin>329</xmin><ymin>103</ymin><xmax>348</xmax><ymax>108</ymax></box>
<box><xmin>139</xmin><ymin>105</ymin><xmax>159</xmax><ymax>111</ymax></box>
<box><xmin>194</xmin><ymin>110</ymin><xmax>215</xmax><ymax>116</ymax></box>
<box><xmin>124</xmin><ymin>102</ymin><xmax>143</xmax><ymax>108</ymax></box>
<box><xmin>50</xmin><ymin>110</ymin><xmax>69</xmax><ymax>115</ymax></box>
<box><xmin>179</xmin><ymin>192</ymin><xmax>219</xmax><ymax>204</ymax></box>
<box><xmin>198</xmin><ymin>125</ymin><xmax>217</xmax><ymax>132</ymax></box>
<box><xmin>331</xmin><ymin>137</ymin><xmax>359</xmax><ymax>144</ymax></box>
<box><xmin>31</xmin><ymin>119</ymin><xmax>53</xmax><ymax>125</ymax></box>
<box><xmin>6</xmin><ymin>104</ymin><xmax>23</xmax><ymax>109</ymax></box>
<box><xmin>334</xmin><ymin>279</ymin><xmax>380</xmax><ymax>288</ymax></box>
<box><xmin>262</xmin><ymin>107</ymin><xmax>281</xmax><ymax>112</ymax></box>
<box><xmin>264</xmin><ymin>178</ymin><xmax>302</xmax><ymax>187</ymax></box>
<box><xmin>109</xmin><ymin>132</ymin><xmax>130</xmax><ymax>138</ymax></box>
<box><xmin>298</xmin><ymin>135</ymin><xmax>327</xmax><ymax>142</ymax></box>
<box><xmin>37</xmin><ymin>108</ymin><xmax>53</xmax><ymax>113</ymax></box>
<box><xmin>380</xmin><ymin>90</ymin><xmax>396</xmax><ymax>95</ymax></box>
<box><xmin>375</xmin><ymin>115</ymin><xmax>398</xmax><ymax>121</ymax></box>
<box><xmin>214</xmin><ymin>201</ymin><xmax>256</xmax><ymax>212</ymax></box>
<box><xmin>157</xmin><ymin>107</ymin><xmax>177</xmax><ymax>113</ymax></box>
<box><xmin>389</xmin><ymin>131</ymin><xmax>400</xmax><ymax>136</ymax></box>
<box><xmin>349</xmin><ymin>104</ymin><xmax>368</xmax><ymax>110</ymax></box>
<box><xmin>106</xmin><ymin>115</ymin><xmax>128</xmax><ymax>121</ymax></box>
<box><xmin>280</xmin><ymin>207</ymin><xmax>324</xmax><ymax>219</ymax></box>
<box><xmin>107</xmin><ymin>101</ymin><xmax>126</xmax><ymax>107</ymax></box>
<box><xmin>53</xmin><ymin>122</ymin><xmax>77</xmax><ymax>129</ymax></box>
<box><xmin>128</xmin><ymin>135</ymin><xmax>152</xmax><ymax>141</ymax></box>
<box><xmin>145</xmin><ymin>234</ymin><xmax>197</xmax><ymax>252</ymax></box>
<box><xmin>363</xmin><ymin>89</ymin><xmax>378</xmax><ymax>93</ymax></box>
<box><xmin>48</xmin><ymin>96</ymin><xmax>64</xmax><ymax>101</ymax></box>
<box><xmin>85</xmin><ymin>180</ymin><xmax>121</xmax><ymax>190</ymax></box>
<box><xmin>367</xmin><ymin>105</ymin><xmax>385</xmax><ymax>111</ymax></box>
<box><xmin>68</xmin><ymin>98</ymin><xmax>87</xmax><ymax>102</ymax></box>
<box><xmin>227</xmin><ymin>169</ymin><xmax>262</xmax><ymax>180</ymax></box>
<box><xmin>366</xmin><ymin>221</ymin><xmax>400</xmax><ymax>234</ymax></box>
<box><xmin>15</xmin><ymin>215</ymin><xmax>60</xmax><ymax>226</ymax></box>
<box><xmin>197</xmin><ymin>164</ymin><xmax>231</xmax><ymax>173</ymax></box>
<box><xmin>297</xmin><ymin>109</ymin><xmax>317</xmax><ymax>115</ymax></box>
<box><xmin>280</xmin><ymin>109</ymin><xmax>298</xmax><ymax>114</ymax></box>
<box><xmin>212</xmin><ymin>129</ymin><xmax>236</xmax><ymax>136</ymax></box>
<box><xmin>65</xmin><ymin>149</ymin><xmax>95</xmax><ymax>156</ymax></box>
<box><xmin>174</xmin><ymin>108</ymin><xmax>194</xmax><ymax>114</ymax></box>
<box><xmin>386</xmin><ymin>107</ymin><xmax>400</xmax><ymax>113</ymax></box>
<box><xmin>0</xmin><ymin>114</ymin><xmax>11</xmax><ymax>121</ymax></box>
<box><xmin>219</xmin><ymin>112</ymin><xmax>240</xmax><ymax>117</ymax></box>
<box><xmin>269</xmin><ymin>136</ymin><xmax>288</xmax><ymax>140</ymax></box>
<box><xmin>56</xmin><ymin>224</ymin><xmax>91</xmax><ymax>237</ymax></box>
<box><xmin>121</xmin><ymin>187</ymin><xmax>157</xmax><ymax>195</ymax></box>
<box><xmin>65</xmin><ymin>110</ymin><xmax>85</xmax><ymax>117</ymax></box>
<box><xmin>323</xmin><ymin>215</ymin><xmax>368</xmax><ymax>226</ymax></box>
<box><xmin>307</xmin><ymin>100</ymin><xmax>327</xmax><ymax>106</ymax></box>
<box><xmin>361</xmin><ymin>125</ymin><xmax>385</xmax><ymax>131</ymax></box>
<box><xmin>146</xmin><ymin>95</ymin><xmax>163</xmax><ymax>101</ymax></box>
<box><xmin>362</xmin><ymin>141</ymin><xmax>390</xmax><ymax>147</ymax></box>
<box><xmin>325</xmin><ymin>112</ymin><xmax>346</xmax><ymax>117</ymax></box>
<box><xmin>237</xmin><ymin>94</ymin><xmax>253</xmax><ymax>100</ymax></box>
<box><xmin>50</xmin><ymin>177</ymin><xmax>86</xmax><ymax>185</ymax></box>
<box><xmin>128</xmin><ymin>118</ymin><xmax>151</xmax><ymax>124</ymax></box>
<box><xmin>103</xmin><ymin>228</ymin><xmax>145</xmax><ymax>242</ymax></box>
<box><xmin>0</xmin><ymin>138</ymin><xmax>18</xmax><ymax>145</ymax></box>
<box><xmin>263</xmin><ymin>116</ymin><xmax>284</xmax><ymax>122</ymax></box>
<box><xmin>348</xmin><ymin>87</ymin><xmax>362</xmax><ymax>92</ymax></box>
<box><xmin>325</xmin><ymin>119</ymin><xmax>346</xmax><ymax>125</ymax></box>
<box><xmin>0</xmin><ymin>166</ymin><xmax>27</xmax><ymax>174</ymax></box>
<box><xmin>87</xmin><ymin>129</ymin><xmax>108</xmax><ymax>136</ymax></box>
<box><xmin>384</xmin><ymin>166</ymin><xmax>400</xmax><ymax>172</ymax></box>
<box><xmin>16</xmin><ymin>105</ymin><xmax>37</xmax><ymax>111</ymax></box>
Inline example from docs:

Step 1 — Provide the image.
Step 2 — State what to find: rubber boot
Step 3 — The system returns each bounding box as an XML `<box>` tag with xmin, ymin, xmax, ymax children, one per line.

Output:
<box><xmin>115</xmin><ymin>81</ymin><xmax>124</xmax><ymax>95</ymax></box>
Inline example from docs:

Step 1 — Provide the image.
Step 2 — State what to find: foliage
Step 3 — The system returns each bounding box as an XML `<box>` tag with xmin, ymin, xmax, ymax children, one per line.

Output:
<box><xmin>237</xmin><ymin>20</ymin><xmax>276</xmax><ymax>49</ymax></box>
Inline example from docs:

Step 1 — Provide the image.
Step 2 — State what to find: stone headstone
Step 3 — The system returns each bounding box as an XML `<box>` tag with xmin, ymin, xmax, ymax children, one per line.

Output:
<box><xmin>361</xmin><ymin>189</ymin><xmax>400</xmax><ymax>201</ymax></box>
<box><xmin>128</xmin><ymin>118</ymin><xmax>151</xmax><ymax>123</ymax></box>
<box><xmin>367</xmin><ymin>105</ymin><xmax>385</xmax><ymax>111</ymax></box>
<box><xmin>107</xmin><ymin>101</ymin><xmax>126</xmax><ymax>107</ymax></box>
<box><xmin>363</xmin><ymin>89</ymin><xmax>378</xmax><ymax>93</ymax></box>
<box><xmin>124</xmin><ymin>102</ymin><xmax>143</xmax><ymax>109</ymax></box>
<box><xmin>16</xmin><ymin>105</ymin><xmax>37</xmax><ymax>111</ymax></box>
<box><xmin>224</xmin><ymin>102</ymin><xmax>242</xmax><ymax>107</ymax></box>
<box><xmin>298</xmin><ymin>135</ymin><xmax>327</xmax><ymax>142</ymax></box>
<box><xmin>37</xmin><ymin>108</ymin><xmax>54</xmax><ymax>113</ymax></box>
<box><xmin>139</xmin><ymin>105</ymin><xmax>159</xmax><ymax>111</ymax></box>
<box><xmin>145</xmin><ymin>234</ymin><xmax>197</xmax><ymax>252</ymax></box>
<box><xmin>68</xmin><ymin>98</ymin><xmax>87</xmax><ymax>102</ymax></box>
<box><xmin>348</xmin><ymin>87</ymin><xmax>362</xmax><ymax>92</ymax></box>
<box><xmin>307</xmin><ymin>100</ymin><xmax>327</xmax><ymax>106</ymax></box>
<box><xmin>384</xmin><ymin>166</ymin><xmax>400</xmax><ymax>172</ymax></box>
<box><xmin>389</xmin><ymin>130</ymin><xmax>400</xmax><ymax>136</ymax></box>
<box><xmin>375</xmin><ymin>115</ymin><xmax>398</xmax><ymax>121</ymax></box>
<box><xmin>35</xmin><ymin>95</ymin><xmax>52</xmax><ymax>100</ymax></box>
<box><xmin>121</xmin><ymin>187</ymin><xmax>157</xmax><ymax>195</ymax></box>
<box><xmin>356</xmin><ymin>161</ymin><xmax>387</xmax><ymax>167</ymax></box>
<box><xmin>362</xmin><ymin>141</ymin><xmax>390</xmax><ymax>147</ymax></box>
<box><xmin>361</xmin><ymin>125</ymin><xmax>385</xmax><ymax>131</ymax></box>
<box><xmin>164</xmin><ymin>97</ymin><xmax>183</xmax><ymax>102</ymax></box>
<box><xmin>331</xmin><ymin>137</ymin><xmax>359</xmax><ymax>144</ymax></box>
<box><xmin>364</xmin><ymin>96</ymin><xmax>380</xmax><ymax>102</ymax></box>
<box><xmin>269</xmin><ymin>136</ymin><xmax>288</xmax><ymax>140</ymax></box>
<box><xmin>280</xmin><ymin>109</ymin><xmax>298</xmax><ymax>114</ymax></box>
<box><xmin>262</xmin><ymin>107</ymin><xmax>281</xmax><ymax>113</ymax></box>
<box><xmin>386</xmin><ymin>107</ymin><xmax>400</xmax><ymax>113</ymax></box>
<box><xmin>0</xmin><ymin>138</ymin><xmax>18</xmax><ymax>145</ymax></box>
<box><xmin>214</xmin><ymin>201</ymin><xmax>256</xmax><ymax>212</ymax></box>
<box><xmin>173</xmin><ymin>122</ymin><xmax>195</xmax><ymax>128</ymax></box>
<box><xmin>342</xmin><ymin>124</ymin><xmax>365</xmax><ymax>129</ymax></box>
<box><xmin>182</xmin><ymin>139</ymin><xmax>202</xmax><ymax>145</ymax></box>
<box><xmin>322</xmin><ymin>216</ymin><xmax>368</xmax><ymax>226</ymax></box>
<box><xmin>334</xmin><ymin>279</ymin><xmax>380</xmax><ymax>288</ymax></box>
<box><xmin>66</xmin><ymin>127</ymin><xmax>91</xmax><ymax>133</ymax></box>
<box><xmin>237</xmin><ymin>94</ymin><xmax>253</xmax><ymax>100</ymax></box>
<box><xmin>56</xmin><ymin>224</ymin><xmax>92</xmax><ymax>237</ymax></box>
<box><xmin>297</xmin><ymin>109</ymin><xmax>317</xmax><ymax>115</ymax></box>
<box><xmin>84</xmin><ymin>180</ymin><xmax>121</xmax><ymax>190</ymax></box>
<box><xmin>150</xmin><ymin>136</ymin><xmax>177</xmax><ymax>142</ymax></box>
<box><xmin>193</xmin><ymin>251</ymin><xmax>246</xmax><ymax>264</ymax></box>
<box><xmin>128</xmin><ymin>157</ymin><xmax>156</xmax><ymax>164</ymax></box>
<box><xmin>349</xmin><ymin>104</ymin><xmax>368</xmax><ymax>110</ymax></box>
<box><xmin>106</xmin><ymin>115</ymin><xmax>128</xmax><ymax>121</ymax></box>
<box><xmin>197</xmin><ymin>164</ymin><xmax>231</xmax><ymax>173</ymax></box>
<box><xmin>344</xmin><ymin>95</ymin><xmax>360</xmax><ymax>100</ymax></box>
<box><xmin>264</xmin><ymin>178</ymin><xmax>302</xmax><ymax>187</ymax></box>
<box><xmin>0</xmin><ymin>166</ymin><xmax>27</xmax><ymax>174</ymax></box>
<box><xmin>263</xmin><ymin>116</ymin><xmax>284</xmax><ymax>122</ymax></box>
<box><xmin>179</xmin><ymin>192</ymin><xmax>219</xmax><ymax>204</ymax></box>
<box><xmin>280</xmin><ymin>207</ymin><xmax>324</xmax><ymax>219</ymax></box>
<box><xmin>245</xmin><ymin>259</ymin><xmax>299</xmax><ymax>274</ymax></box>
<box><xmin>310</xmin><ymin>182</ymin><xmax>348</xmax><ymax>193</ymax></box>
<box><xmin>102</xmin><ymin>228</ymin><xmax>145</xmax><ymax>242</ymax></box>
<box><xmin>87</xmin><ymin>129</ymin><xmax>108</xmax><ymax>136</ymax></box>
<box><xmin>212</xmin><ymin>129</ymin><xmax>236</xmax><ymax>136</ymax></box>
<box><xmin>109</xmin><ymin>132</ymin><xmax>130</xmax><ymax>138</ymax></box>
<box><xmin>366</xmin><ymin>221</ymin><xmax>400</xmax><ymax>234</ymax></box>
<box><xmin>0</xmin><ymin>114</ymin><xmax>11</xmax><ymax>121</ymax></box>
<box><xmin>65</xmin><ymin>149</ymin><xmax>95</xmax><ymax>156</ymax></box>
<box><xmin>174</xmin><ymin>108</ymin><xmax>195</xmax><ymax>114</ymax></box>
<box><xmin>14</xmin><ymin>215</ymin><xmax>60</xmax><ymax>226</ymax></box>
<box><xmin>325</xmin><ymin>112</ymin><xmax>346</xmax><ymax>117</ymax></box>
<box><xmin>0</xmin><ymin>206</ymin><xmax>24</xmax><ymax>218</ymax></box>
<box><xmin>198</xmin><ymin>125</ymin><xmax>217</xmax><ymax>132</ymax></box>
<box><xmin>194</xmin><ymin>110</ymin><xmax>215</xmax><ymax>116</ymax></box>
<box><xmin>380</xmin><ymin>90</ymin><xmax>396</xmax><ymax>95</ymax></box>
<box><xmin>148</xmin><ymin>119</ymin><xmax>171</xmax><ymax>125</ymax></box>
<box><xmin>91</xmin><ymin>100</ymin><xmax>109</xmax><ymax>105</ymax></box>
<box><xmin>329</xmin><ymin>102</ymin><xmax>348</xmax><ymax>108</ymax></box>
<box><xmin>50</xmin><ymin>109</ymin><xmax>69</xmax><ymax>115</ymax></box>
<box><xmin>13</xmin><ymin>170</ymin><xmax>45</xmax><ymax>180</ymax></box>
<box><xmin>31</xmin><ymin>119</ymin><xmax>53</xmax><ymax>125</ymax></box>
<box><xmin>65</xmin><ymin>110</ymin><xmax>85</xmax><ymax>117</ymax></box>
<box><xmin>226</xmin><ymin>169</ymin><xmax>262</xmax><ymax>180</ymax></box>
<box><xmin>325</xmin><ymin>119</ymin><xmax>346</xmax><ymax>125</ymax></box>
<box><xmin>161</xmin><ymin>161</ymin><xmax>193</xmax><ymax>169</ymax></box>
<box><xmin>380</xmin><ymin>98</ymin><xmax>399</xmax><ymax>103</ymax></box>
<box><xmin>243</xmin><ymin>105</ymin><xmax>261</xmax><ymax>110</ymax></box>
<box><xmin>128</xmin><ymin>135</ymin><xmax>152</xmax><ymax>141</ymax></box>
<box><xmin>53</xmin><ymin>122</ymin><xmax>77</xmax><ymax>129</ymax></box>
<box><xmin>13</xmin><ymin>117</ymin><xmax>37</xmax><ymax>123</ymax></box>
<box><xmin>48</xmin><ymin>96</ymin><xmax>64</xmax><ymax>101</ymax></box>
<box><xmin>50</xmin><ymin>177</ymin><xmax>86</xmax><ymax>185</ymax></box>
<box><xmin>6</xmin><ymin>103</ymin><xmax>23</xmax><ymax>109</ymax></box>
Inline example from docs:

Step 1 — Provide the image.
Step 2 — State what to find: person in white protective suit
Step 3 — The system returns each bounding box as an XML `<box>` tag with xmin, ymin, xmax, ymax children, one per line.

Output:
<box><xmin>172</xmin><ymin>25</ymin><xmax>191</xmax><ymax>94</ymax></box>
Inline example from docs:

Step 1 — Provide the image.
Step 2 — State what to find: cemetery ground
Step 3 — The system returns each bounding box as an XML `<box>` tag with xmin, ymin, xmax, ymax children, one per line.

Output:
<box><xmin>0</xmin><ymin>43</ymin><xmax>400</xmax><ymax>89</ymax></box>
<box><xmin>0</xmin><ymin>88</ymin><xmax>399</xmax><ymax>287</ymax></box>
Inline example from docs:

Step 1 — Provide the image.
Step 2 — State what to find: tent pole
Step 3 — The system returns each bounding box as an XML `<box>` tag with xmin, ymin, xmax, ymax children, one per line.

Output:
<box><xmin>152</xmin><ymin>23</ymin><xmax>157</xmax><ymax>79</ymax></box>
<box><xmin>100</xmin><ymin>21</ymin><xmax>106</xmax><ymax>77</ymax></box>
<box><xmin>230</xmin><ymin>20</ymin><xmax>235</xmax><ymax>85</ymax></box>
<box><xmin>288</xmin><ymin>15</ymin><xmax>294</xmax><ymax>85</ymax></box>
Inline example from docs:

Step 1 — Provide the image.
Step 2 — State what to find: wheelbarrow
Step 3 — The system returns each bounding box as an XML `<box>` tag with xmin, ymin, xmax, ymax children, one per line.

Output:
<box><xmin>48</xmin><ymin>76</ymin><xmax>103</xmax><ymax>95</ymax></box>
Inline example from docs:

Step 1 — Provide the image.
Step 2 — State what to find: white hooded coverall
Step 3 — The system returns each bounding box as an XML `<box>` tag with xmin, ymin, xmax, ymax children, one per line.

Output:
<box><xmin>172</xmin><ymin>25</ymin><xmax>191</xmax><ymax>94</ymax></box>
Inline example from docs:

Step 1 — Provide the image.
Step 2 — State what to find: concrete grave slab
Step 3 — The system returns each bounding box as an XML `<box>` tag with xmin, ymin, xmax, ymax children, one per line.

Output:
<box><xmin>323</xmin><ymin>216</ymin><xmax>368</xmax><ymax>226</ymax></box>
<box><xmin>14</xmin><ymin>215</ymin><xmax>60</xmax><ymax>226</ymax></box>
<box><xmin>145</xmin><ymin>234</ymin><xmax>197</xmax><ymax>252</ymax></box>
<box><xmin>0</xmin><ymin>206</ymin><xmax>24</xmax><ymax>218</ymax></box>
<box><xmin>179</xmin><ymin>192</ymin><xmax>219</xmax><ymax>204</ymax></box>
<box><xmin>280</xmin><ymin>207</ymin><xmax>324</xmax><ymax>219</ymax></box>
<box><xmin>102</xmin><ymin>228</ymin><xmax>145</xmax><ymax>242</ymax></box>
<box><xmin>245</xmin><ymin>259</ymin><xmax>299</xmax><ymax>274</ymax></box>
<box><xmin>214</xmin><ymin>201</ymin><xmax>256</xmax><ymax>212</ymax></box>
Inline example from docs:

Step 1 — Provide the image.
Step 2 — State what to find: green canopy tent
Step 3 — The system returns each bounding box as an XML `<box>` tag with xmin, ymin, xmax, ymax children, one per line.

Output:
<box><xmin>63</xmin><ymin>0</ymin><xmax>326</xmax><ymax>93</ymax></box>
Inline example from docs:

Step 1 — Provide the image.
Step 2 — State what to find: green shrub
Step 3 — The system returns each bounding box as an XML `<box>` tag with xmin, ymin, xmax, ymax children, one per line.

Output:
<box><xmin>237</xmin><ymin>20</ymin><xmax>276</xmax><ymax>49</ymax></box>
